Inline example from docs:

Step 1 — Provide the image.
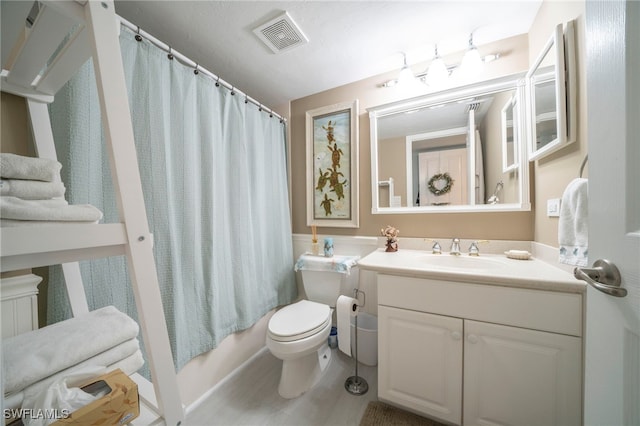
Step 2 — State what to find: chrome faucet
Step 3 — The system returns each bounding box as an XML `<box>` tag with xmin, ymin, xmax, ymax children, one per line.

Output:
<box><xmin>424</xmin><ymin>238</ymin><xmax>442</xmax><ymax>254</ymax></box>
<box><xmin>450</xmin><ymin>238</ymin><xmax>461</xmax><ymax>256</ymax></box>
<box><xmin>468</xmin><ymin>240</ymin><xmax>489</xmax><ymax>256</ymax></box>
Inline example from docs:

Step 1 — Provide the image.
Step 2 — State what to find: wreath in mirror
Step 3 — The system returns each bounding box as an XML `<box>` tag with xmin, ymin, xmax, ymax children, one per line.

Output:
<box><xmin>427</xmin><ymin>172</ymin><xmax>454</xmax><ymax>196</ymax></box>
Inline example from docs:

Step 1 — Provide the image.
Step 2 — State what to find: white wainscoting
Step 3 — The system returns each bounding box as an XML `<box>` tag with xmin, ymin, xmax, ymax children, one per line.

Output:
<box><xmin>1</xmin><ymin>274</ymin><xmax>42</xmax><ymax>338</ymax></box>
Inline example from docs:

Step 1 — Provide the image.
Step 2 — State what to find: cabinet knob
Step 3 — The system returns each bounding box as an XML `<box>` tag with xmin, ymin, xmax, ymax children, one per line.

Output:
<box><xmin>467</xmin><ymin>334</ymin><xmax>479</xmax><ymax>344</ymax></box>
<box><xmin>451</xmin><ymin>331</ymin><xmax>462</xmax><ymax>341</ymax></box>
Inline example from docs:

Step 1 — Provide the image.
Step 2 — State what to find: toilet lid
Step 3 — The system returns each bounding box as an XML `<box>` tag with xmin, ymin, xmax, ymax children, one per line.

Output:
<box><xmin>268</xmin><ymin>300</ymin><xmax>331</xmax><ymax>342</ymax></box>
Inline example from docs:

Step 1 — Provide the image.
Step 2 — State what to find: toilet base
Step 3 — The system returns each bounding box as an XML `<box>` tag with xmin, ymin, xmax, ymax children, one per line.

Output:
<box><xmin>278</xmin><ymin>343</ymin><xmax>332</xmax><ymax>399</ymax></box>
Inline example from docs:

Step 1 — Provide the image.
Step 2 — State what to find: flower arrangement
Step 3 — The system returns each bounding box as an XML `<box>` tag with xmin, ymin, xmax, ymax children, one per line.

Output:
<box><xmin>381</xmin><ymin>225</ymin><xmax>399</xmax><ymax>252</ymax></box>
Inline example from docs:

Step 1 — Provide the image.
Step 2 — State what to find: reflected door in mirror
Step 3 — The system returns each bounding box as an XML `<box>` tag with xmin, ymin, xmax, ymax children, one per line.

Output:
<box><xmin>418</xmin><ymin>149</ymin><xmax>467</xmax><ymax>206</ymax></box>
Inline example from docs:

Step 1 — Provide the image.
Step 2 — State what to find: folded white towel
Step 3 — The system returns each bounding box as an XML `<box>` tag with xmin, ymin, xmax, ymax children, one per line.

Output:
<box><xmin>0</xmin><ymin>196</ymin><xmax>103</xmax><ymax>222</ymax></box>
<box><xmin>559</xmin><ymin>178</ymin><xmax>588</xmax><ymax>266</ymax></box>
<box><xmin>0</xmin><ymin>219</ymin><xmax>99</xmax><ymax>227</ymax></box>
<box><xmin>15</xmin><ymin>352</ymin><xmax>145</xmax><ymax>412</ymax></box>
<box><xmin>0</xmin><ymin>153</ymin><xmax>62</xmax><ymax>182</ymax></box>
<box><xmin>2</xmin><ymin>306</ymin><xmax>139</xmax><ymax>395</ymax></box>
<box><xmin>0</xmin><ymin>179</ymin><xmax>66</xmax><ymax>200</ymax></box>
<box><xmin>11</xmin><ymin>341</ymin><xmax>142</xmax><ymax>399</ymax></box>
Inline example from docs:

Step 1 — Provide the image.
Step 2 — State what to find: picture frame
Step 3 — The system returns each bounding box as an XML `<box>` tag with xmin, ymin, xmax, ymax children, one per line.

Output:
<box><xmin>306</xmin><ymin>100</ymin><xmax>359</xmax><ymax>228</ymax></box>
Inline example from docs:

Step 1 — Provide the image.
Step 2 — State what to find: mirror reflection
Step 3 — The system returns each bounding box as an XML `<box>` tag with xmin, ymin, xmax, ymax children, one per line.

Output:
<box><xmin>526</xmin><ymin>22</ymin><xmax>575</xmax><ymax>161</ymax></box>
<box><xmin>370</xmin><ymin>75</ymin><xmax>529</xmax><ymax>213</ymax></box>
<box><xmin>531</xmin><ymin>46</ymin><xmax>558</xmax><ymax>152</ymax></box>
<box><xmin>501</xmin><ymin>94</ymin><xmax>519</xmax><ymax>173</ymax></box>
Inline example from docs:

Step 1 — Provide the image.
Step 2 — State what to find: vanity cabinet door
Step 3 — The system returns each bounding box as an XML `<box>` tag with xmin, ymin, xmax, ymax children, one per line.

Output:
<box><xmin>463</xmin><ymin>320</ymin><xmax>582</xmax><ymax>426</ymax></box>
<box><xmin>378</xmin><ymin>305</ymin><xmax>463</xmax><ymax>425</ymax></box>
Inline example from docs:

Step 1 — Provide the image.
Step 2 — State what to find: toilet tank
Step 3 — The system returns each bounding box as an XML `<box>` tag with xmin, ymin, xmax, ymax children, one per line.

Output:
<box><xmin>301</xmin><ymin>269</ymin><xmax>359</xmax><ymax>307</ymax></box>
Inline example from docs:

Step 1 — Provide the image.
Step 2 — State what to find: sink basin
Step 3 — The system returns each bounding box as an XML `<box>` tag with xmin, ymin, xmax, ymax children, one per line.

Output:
<box><xmin>420</xmin><ymin>254</ymin><xmax>507</xmax><ymax>271</ymax></box>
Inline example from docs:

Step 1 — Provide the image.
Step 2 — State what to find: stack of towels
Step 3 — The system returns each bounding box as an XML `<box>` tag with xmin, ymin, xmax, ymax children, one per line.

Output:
<box><xmin>0</xmin><ymin>153</ymin><xmax>103</xmax><ymax>226</ymax></box>
<box><xmin>2</xmin><ymin>306</ymin><xmax>144</xmax><ymax>408</ymax></box>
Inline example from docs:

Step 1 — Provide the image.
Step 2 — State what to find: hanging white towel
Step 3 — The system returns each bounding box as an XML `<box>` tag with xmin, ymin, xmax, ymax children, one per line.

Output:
<box><xmin>0</xmin><ymin>179</ymin><xmax>66</xmax><ymax>200</ymax></box>
<box><xmin>0</xmin><ymin>153</ymin><xmax>62</xmax><ymax>182</ymax></box>
<box><xmin>0</xmin><ymin>196</ymin><xmax>103</xmax><ymax>222</ymax></box>
<box><xmin>559</xmin><ymin>178</ymin><xmax>588</xmax><ymax>266</ymax></box>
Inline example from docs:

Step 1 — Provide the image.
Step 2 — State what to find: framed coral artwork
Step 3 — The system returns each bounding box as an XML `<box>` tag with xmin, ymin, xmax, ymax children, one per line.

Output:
<box><xmin>306</xmin><ymin>100</ymin><xmax>359</xmax><ymax>228</ymax></box>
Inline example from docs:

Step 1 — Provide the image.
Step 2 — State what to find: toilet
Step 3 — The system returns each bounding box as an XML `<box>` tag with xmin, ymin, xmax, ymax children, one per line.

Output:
<box><xmin>266</xmin><ymin>266</ymin><xmax>357</xmax><ymax>399</ymax></box>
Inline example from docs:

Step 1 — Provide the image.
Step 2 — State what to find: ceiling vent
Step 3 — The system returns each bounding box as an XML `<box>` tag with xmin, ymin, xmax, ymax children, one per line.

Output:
<box><xmin>465</xmin><ymin>102</ymin><xmax>482</xmax><ymax>113</ymax></box>
<box><xmin>253</xmin><ymin>12</ymin><xmax>308</xmax><ymax>54</ymax></box>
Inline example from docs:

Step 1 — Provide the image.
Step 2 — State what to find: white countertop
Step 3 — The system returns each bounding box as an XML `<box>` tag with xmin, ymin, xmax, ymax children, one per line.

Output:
<box><xmin>357</xmin><ymin>248</ymin><xmax>585</xmax><ymax>294</ymax></box>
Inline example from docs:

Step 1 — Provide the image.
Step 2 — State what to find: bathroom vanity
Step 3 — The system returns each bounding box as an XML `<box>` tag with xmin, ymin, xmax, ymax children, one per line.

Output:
<box><xmin>358</xmin><ymin>248</ymin><xmax>584</xmax><ymax>426</ymax></box>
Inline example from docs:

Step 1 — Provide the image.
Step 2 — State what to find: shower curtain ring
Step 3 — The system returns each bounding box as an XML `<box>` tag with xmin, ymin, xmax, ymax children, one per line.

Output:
<box><xmin>244</xmin><ymin>96</ymin><xmax>249</xmax><ymax>104</ymax></box>
<box><xmin>258</xmin><ymin>104</ymin><xmax>263</xmax><ymax>112</ymax></box>
<box><xmin>167</xmin><ymin>47</ymin><xmax>174</xmax><ymax>60</ymax></box>
<box><xmin>215</xmin><ymin>77</ymin><xmax>220</xmax><ymax>87</ymax></box>
<box><xmin>135</xmin><ymin>26</ymin><xmax>142</xmax><ymax>42</ymax></box>
<box><xmin>230</xmin><ymin>86</ymin><xmax>235</xmax><ymax>95</ymax></box>
<box><xmin>194</xmin><ymin>64</ymin><xmax>199</xmax><ymax>75</ymax></box>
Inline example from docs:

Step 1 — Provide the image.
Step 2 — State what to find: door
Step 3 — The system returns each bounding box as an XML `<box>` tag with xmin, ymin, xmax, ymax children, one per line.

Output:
<box><xmin>584</xmin><ymin>1</ymin><xmax>640</xmax><ymax>425</ymax></box>
<box><xmin>418</xmin><ymin>148</ymin><xmax>468</xmax><ymax>206</ymax></box>
<box><xmin>378</xmin><ymin>306</ymin><xmax>463</xmax><ymax>425</ymax></box>
<box><xmin>463</xmin><ymin>320</ymin><xmax>582</xmax><ymax>426</ymax></box>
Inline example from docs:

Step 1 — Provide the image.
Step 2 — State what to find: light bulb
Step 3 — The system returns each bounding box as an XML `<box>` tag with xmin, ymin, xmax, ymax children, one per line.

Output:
<box><xmin>426</xmin><ymin>57</ymin><xmax>448</xmax><ymax>87</ymax></box>
<box><xmin>397</xmin><ymin>52</ymin><xmax>415</xmax><ymax>86</ymax></box>
<box><xmin>459</xmin><ymin>34</ymin><xmax>483</xmax><ymax>79</ymax></box>
<box><xmin>398</xmin><ymin>65</ymin><xmax>414</xmax><ymax>85</ymax></box>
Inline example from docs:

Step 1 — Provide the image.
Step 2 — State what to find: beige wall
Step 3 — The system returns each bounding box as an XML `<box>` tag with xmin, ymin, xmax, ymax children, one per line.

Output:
<box><xmin>1</xmin><ymin>92</ymin><xmax>30</xmax><ymax>155</ymax></box>
<box><xmin>290</xmin><ymin>34</ymin><xmax>534</xmax><ymax>240</ymax></box>
<box><xmin>528</xmin><ymin>1</ymin><xmax>587</xmax><ymax>247</ymax></box>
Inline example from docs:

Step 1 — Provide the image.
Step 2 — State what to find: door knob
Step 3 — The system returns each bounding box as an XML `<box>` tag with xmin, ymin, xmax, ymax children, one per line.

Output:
<box><xmin>467</xmin><ymin>334</ymin><xmax>479</xmax><ymax>344</ymax></box>
<box><xmin>574</xmin><ymin>259</ymin><xmax>627</xmax><ymax>297</ymax></box>
<box><xmin>451</xmin><ymin>331</ymin><xmax>462</xmax><ymax>341</ymax></box>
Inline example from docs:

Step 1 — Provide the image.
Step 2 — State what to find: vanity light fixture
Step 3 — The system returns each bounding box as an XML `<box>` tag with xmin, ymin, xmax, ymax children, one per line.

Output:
<box><xmin>380</xmin><ymin>37</ymin><xmax>500</xmax><ymax>89</ymax></box>
<box><xmin>397</xmin><ymin>52</ymin><xmax>415</xmax><ymax>85</ymax></box>
<box><xmin>425</xmin><ymin>44</ymin><xmax>449</xmax><ymax>87</ymax></box>
<box><xmin>459</xmin><ymin>33</ymin><xmax>484</xmax><ymax>79</ymax></box>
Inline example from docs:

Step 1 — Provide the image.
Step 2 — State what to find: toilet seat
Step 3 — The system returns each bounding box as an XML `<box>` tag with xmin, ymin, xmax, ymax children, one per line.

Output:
<box><xmin>268</xmin><ymin>300</ymin><xmax>331</xmax><ymax>342</ymax></box>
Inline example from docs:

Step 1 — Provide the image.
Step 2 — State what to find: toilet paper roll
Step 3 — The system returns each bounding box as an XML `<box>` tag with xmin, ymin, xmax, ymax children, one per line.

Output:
<box><xmin>337</xmin><ymin>295</ymin><xmax>359</xmax><ymax>356</ymax></box>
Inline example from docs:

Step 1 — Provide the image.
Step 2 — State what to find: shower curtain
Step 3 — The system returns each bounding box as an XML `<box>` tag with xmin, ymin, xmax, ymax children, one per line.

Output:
<box><xmin>48</xmin><ymin>26</ymin><xmax>297</xmax><ymax>375</ymax></box>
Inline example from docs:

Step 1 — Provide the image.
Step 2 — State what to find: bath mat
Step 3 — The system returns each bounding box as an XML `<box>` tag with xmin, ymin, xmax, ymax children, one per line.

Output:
<box><xmin>359</xmin><ymin>401</ymin><xmax>447</xmax><ymax>426</ymax></box>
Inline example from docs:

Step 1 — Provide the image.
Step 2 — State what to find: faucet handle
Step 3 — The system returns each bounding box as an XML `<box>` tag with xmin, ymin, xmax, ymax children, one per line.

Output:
<box><xmin>468</xmin><ymin>240</ymin><xmax>489</xmax><ymax>256</ymax></box>
<box><xmin>424</xmin><ymin>238</ymin><xmax>442</xmax><ymax>254</ymax></box>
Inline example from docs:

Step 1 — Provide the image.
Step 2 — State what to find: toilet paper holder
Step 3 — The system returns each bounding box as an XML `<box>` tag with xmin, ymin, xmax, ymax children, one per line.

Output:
<box><xmin>345</xmin><ymin>288</ymin><xmax>368</xmax><ymax>396</ymax></box>
<box><xmin>353</xmin><ymin>288</ymin><xmax>365</xmax><ymax>308</ymax></box>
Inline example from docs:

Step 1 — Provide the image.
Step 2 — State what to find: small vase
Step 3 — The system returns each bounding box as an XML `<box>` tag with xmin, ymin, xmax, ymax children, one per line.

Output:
<box><xmin>385</xmin><ymin>240</ymin><xmax>398</xmax><ymax>252</ymax></box>
<box><xmin>311</xmin><ymin>241</ymin><xmax>320</xmax><ymax>256</ymax></box>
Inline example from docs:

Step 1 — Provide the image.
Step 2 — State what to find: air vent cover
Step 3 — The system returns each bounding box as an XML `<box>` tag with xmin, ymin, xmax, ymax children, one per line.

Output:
<box><xmin>253</xmin><ymin>12</ymin><xmax>308</xmax><ymax>54</ymax></box>
<box><xmin>466</xmin><ymin>102</ymin><xmax>482</xmax><ymax>112</ymax></box>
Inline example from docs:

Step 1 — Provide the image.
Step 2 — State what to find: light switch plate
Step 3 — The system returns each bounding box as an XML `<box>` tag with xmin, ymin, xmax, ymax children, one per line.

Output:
<box><xmin>547</xmin><ymin>198</ymin><xmax>561</xmax><ymax>217</ymax></box>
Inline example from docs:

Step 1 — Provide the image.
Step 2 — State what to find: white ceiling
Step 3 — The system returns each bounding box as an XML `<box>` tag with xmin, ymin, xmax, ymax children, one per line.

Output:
<box><xmin>113</xmin><ymin>1</ymin><xmax>543</xmax><ymax>109</ymax></box>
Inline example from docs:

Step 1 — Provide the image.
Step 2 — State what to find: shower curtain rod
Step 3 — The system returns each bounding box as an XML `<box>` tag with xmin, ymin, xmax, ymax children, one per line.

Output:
<box><xmin>117</xmin><ymin>16</ymin><xmax>287</xmax><ymax>123</ymax></box>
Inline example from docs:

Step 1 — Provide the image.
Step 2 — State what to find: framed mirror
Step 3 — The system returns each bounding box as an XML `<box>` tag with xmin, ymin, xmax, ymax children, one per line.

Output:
<box><xmin>501</xmin><ymin>94</ymin><xmax>519</xmax><ymax>173</ymax></box>
<box><xmin>369</xmin><ymin>74</ymin><xmax>530</xmax><ymax>214</ymax></box>
<box><xmin>526</xmin><ymin>21</ymin><xmax>576</xmax><ymax>161</ymax></box>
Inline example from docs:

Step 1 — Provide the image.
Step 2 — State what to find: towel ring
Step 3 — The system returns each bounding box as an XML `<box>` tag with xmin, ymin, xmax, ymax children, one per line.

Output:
<box><xmin>579</xmin><ymin>155</ymin><xmax>588</xmax><ymax>178</ymax></box>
